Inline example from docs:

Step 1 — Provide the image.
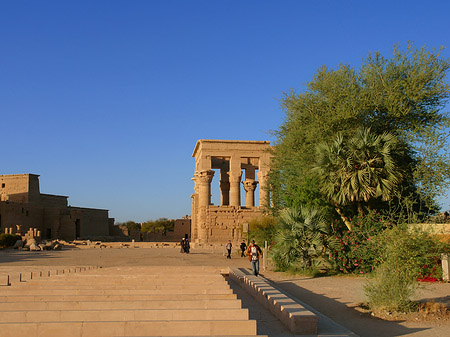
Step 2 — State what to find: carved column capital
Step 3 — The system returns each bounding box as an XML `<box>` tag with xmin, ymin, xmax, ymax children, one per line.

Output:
<box><xmin>243</xmin><ymin>179</ymin><xmax>258</xmax><ymax>192</ymax></box>
<box><xmin>195</xmin><ymin>170</ymin><xmax>215</xmax><ymax>184</ymax></box>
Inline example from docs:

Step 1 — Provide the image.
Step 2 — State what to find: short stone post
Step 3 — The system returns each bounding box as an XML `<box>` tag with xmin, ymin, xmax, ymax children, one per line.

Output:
<box><xmin>263</xmin><ymin>241</ymin><xmax>268</xmax><ymax>271</ymax></box>
<box><xmin>442</xmin><ymin>254</ymin><xmax>449</xmax><ymax>282</ymax></box>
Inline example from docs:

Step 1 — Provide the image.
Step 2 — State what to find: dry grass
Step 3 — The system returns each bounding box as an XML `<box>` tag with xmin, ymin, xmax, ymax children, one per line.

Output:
<box><xmin>356</xmin><ymin>301</ymin><xmax>449</xmax><ymax>322</ymax></box>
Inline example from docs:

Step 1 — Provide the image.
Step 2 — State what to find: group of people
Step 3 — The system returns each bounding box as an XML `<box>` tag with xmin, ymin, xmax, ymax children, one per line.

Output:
<box><xmin>225</xmin><ymin>239</ymin><xmax>263</xmax><ymax>276</ymax></box>
<box><xmin>180</xmin><ymin>237</ymin><xmax>262</xmax><ymax>276</ymax></box>
<box><xmin>180</xmin><ymin>237</ymin><xmax>190</xmax><ymax>253</ymax></box>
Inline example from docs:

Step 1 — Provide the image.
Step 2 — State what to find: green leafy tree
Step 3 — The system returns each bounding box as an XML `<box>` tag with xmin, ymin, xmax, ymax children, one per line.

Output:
<box><xmin>314</xmin><ymin>128</ymin><xmax>403</xmax><ymax>229</ymax></box>
<box><xmin>141</xmin><ymin>218</ymin><xmax>175</xmax><ymax>235</ymax></box>
<box><xmin>247</xmin><ymin>216</ymin><xmax>277</xmax><ymax>246</ymax></box>
<box><xmin>270</xmin><ymin>43</ymin><xmax>450</xmax><ymax>220</ymax></box>
<box><xmin>116</xmin><ymin>221</ymin><xmax>141</xmax><ymax>232</ymax></box>
<box><xmin>271</xmin><ymin>205</ymin><xmax>329</xmax><ymax>269</ymax></box>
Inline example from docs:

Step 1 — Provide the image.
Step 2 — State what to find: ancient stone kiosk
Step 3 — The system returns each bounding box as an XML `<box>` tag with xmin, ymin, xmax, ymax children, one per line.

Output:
<box><xmin>191</xmin><ymin>140</ymin><xmax>272</xmax><ymax>244</ymax></box>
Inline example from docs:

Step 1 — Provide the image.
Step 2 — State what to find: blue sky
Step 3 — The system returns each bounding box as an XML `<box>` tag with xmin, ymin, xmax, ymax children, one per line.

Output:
<box><xmin>1</xmin><ymin>1</ymin><xmax>450</xmax><ymax>222</ymax></box>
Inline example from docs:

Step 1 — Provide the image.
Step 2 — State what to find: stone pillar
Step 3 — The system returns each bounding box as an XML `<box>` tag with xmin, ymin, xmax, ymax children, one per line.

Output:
<box><xmin>219</xmin><ymin>169</ymin><xmax>230</xmax><ymax>206</ymax></box>
<box><xmin>442</xmin><ymin>254</ymin><xmax>450</xmax><ymax>282</ymax></box>
<box><xmin>196</xmin><ymin>170</ymin><xmax>214</xmax><ymax>207</ymax></box>
<box><xmin>243</xmin><ymin>179</ymin><xmax>258</xmax><ymax>207</ymax></box>
<box><xmin>229</xmin><ymin>156</ymin><xmax>242</xmax><ymax>207</ymax></box>
<box><xmin>229</xmin><ymin>173</ymin><xmax>242</xmax><ymax>207</ymax></box>
<box><xmin>195</xmin><ymin>170</ymin><xmax>214</xmax><ymax>243</ymax></box>
<box><xmin>257</xmin><ymin>170</ymin><xmax>270</xmax><ymax>208</ymax></box>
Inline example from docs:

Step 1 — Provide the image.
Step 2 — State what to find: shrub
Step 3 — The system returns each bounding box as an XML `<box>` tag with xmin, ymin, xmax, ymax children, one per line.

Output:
<box><xmin>327</xmin><ymin>210</ymin><xmax>389</xmax><ymax>274</ymax></box>
<box><xmin>364</xmin><ymin>226</ymin><xmax>420</xmax><ymax>312</ymax></box>
<box><xmin>364</xmin><ymin>226</ymin><xmax>450</xmax><ymax>312</ymax></box>
<box><xmin>0</xmin><ymin>234</ymin><xmax>22</xmax><ymax>248</ymax></box>
<box><xmin>271</xmin><ymin>206</ymin><xmax>329</xmax><ymax>270</ymax></box>
<box><xmin>364</xmin><ymin>262</ymin><xmax>417</xmax><ymax>312</ymax></box>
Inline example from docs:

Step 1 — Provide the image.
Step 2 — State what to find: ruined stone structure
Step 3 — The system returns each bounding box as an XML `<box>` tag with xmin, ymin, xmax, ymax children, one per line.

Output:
<box><xmin>0</xmin><ymin>174</ymin><xmax>114</xmax><ymax>241</ymax></box>
<box><xmin>191</xmin><ymin>140</ymin><xmax>272</xmax><ymax>243</ymax></box>
<box><xmin>121</xmin><ymin>217</ymin><xmax>191</xmax><ymax>242</ymax></box>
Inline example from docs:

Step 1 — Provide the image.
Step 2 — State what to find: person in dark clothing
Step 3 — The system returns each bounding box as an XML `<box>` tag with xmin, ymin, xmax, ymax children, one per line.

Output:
<box><xmin>226</xmin><ymin>240</ymin><xmax>232</xmax><ymax>259</ymax></box>
<box><xmin>184</xmin><ymin>238</ymin><xmax>190</xmax><ymax>253</ymax></box>
<box><xmin>240</xmin><ymin>240</ymin><xmax>247</xmax><ymax>257</ymax></box>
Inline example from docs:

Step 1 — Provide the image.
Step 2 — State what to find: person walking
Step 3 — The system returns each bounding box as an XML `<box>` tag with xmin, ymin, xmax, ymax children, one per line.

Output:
<box><xmin>180</xmin><ymin>238</ymin><xmax>185</xmax><ymax>253</ymax></box>
<box><xmin>240</xmin><ymin>239</ymin><xmax>247</xmax><ymax>257</ymax></box>
<box><xmin>225</xmin><ymin>240</ymin><xmax>232</xmax><ymax>259</ymax></box>
<box><xmin>246</xmin><ymin>240</ymin><xmax>263</xmax><ymax>276</ymax></box>
<box><xmin>184</xmin><ymin>238</ymin><xmax>190</xmax><ymax>253</ymax></box>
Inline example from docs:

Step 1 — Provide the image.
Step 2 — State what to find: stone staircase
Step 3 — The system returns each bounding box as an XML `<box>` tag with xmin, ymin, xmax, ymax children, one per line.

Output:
<box><xmin>0</xmin><ymin>266</ymin><xmax>263</xmax><ymax>337</ymax></box>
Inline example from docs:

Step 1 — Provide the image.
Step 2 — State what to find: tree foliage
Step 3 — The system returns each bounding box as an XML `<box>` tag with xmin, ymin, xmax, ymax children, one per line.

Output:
<box><xmin>314</xmin><ymin>128</ymin><xmax>403</xmax><ymax>229</ymax></box>
<box><xmin>116</xmin><ymin>221</ymin><xmax>141</xmax><ymax>232</ymax></box>
<box><xmin>270</xmin><ymin>43</ymin><xmax>450</xmax><ymax>217</ymax></box>
<box><xmin>141</xmin><ymin>218</ymin><xmax>175</xmax><ymax>235</ymax></box>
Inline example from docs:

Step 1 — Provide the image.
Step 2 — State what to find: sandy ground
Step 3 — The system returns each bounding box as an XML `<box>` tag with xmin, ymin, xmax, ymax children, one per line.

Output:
<box><xmin>1</xmin><ymin>245</ymin><xmax>449</xmax><ymax>336</ymax></box>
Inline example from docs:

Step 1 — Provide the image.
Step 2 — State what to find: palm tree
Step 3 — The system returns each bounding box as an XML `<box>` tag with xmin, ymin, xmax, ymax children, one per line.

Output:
<box><xmin>272</xmin><ymin>206</ymin><xmax>329</xmax><ymax>269</ymax></box>
<box><xmin>314</xmin><ymin>127</ymin><xmax>402</xmax><ymax>230</ymax></box>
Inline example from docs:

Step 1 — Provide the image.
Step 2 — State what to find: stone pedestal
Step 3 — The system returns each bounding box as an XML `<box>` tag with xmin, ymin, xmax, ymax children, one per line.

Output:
<box><xmin>442</xmin><ymin>254</ymin><xmax>449</xmax><ymax>282</ymax></box>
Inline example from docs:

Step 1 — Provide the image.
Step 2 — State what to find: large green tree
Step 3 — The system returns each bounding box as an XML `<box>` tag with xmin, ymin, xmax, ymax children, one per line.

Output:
<box><xmin>270</xmin><ymin>44</ymin><xmax>450</xmax><ymax>218</ymax></box>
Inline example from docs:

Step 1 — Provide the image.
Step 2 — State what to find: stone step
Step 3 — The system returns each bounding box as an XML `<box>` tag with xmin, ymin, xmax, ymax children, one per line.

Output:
<box><xmin>0</xmin><ymin>266</ymin><xmax>261</xmax><ymax>336</ymax></box>
<box><xmin>19</xmin><ymin>277</ymin><xmax>225</xmax><ymax>285</ymax></box>
<box><xmin>8</xmin><ymin>284</ymin><xmax>230</xmax><ymax>290</ymax></box>
<box><xmin>0</xmin><ymin>320</ymin><xmax>257</xmax><ymax>337</ymax></box>
<box><xmin>0</xmin><ymin>288</ymin><xmax>233</xmax><ymax>295</ymax></box>
<box><xmin>0</xmin><ymin>308</ymin><xmax>249</xmax><ymax>322</ymax></box>
<box><xmin>0</xmin><ymin>299</ymin><xmax>242</xmax><ymax>311</ymax></box>
<box><xmin>0</xmin><ymin>293</ymin><xmax>237</xmax><ymax>302</ymax></box>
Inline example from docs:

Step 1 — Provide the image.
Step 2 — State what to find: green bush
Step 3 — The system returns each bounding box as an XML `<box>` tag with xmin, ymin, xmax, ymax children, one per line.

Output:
<box><xmin>271</xmin><ymin>206</ymin><xmax>329</xmax><ymax>270</ymax></box>
<box><xmin>363</xmin><ymin>226</ymin><xmax>449</xmax><ymax>312</ymax></box>
<box><xmin>364</xmin><ymin>262</ymin><xmax>417</xmax><ymax>312</ymax></box>
<box><xmin>327</xmin><ymin>211</ymin><xmax>389</xmax><ymax>274</ymax></box>
<box><xmin>0</xmin><ymin>234</ymin><xmax>22</xmax><ymax>248</ymax></box>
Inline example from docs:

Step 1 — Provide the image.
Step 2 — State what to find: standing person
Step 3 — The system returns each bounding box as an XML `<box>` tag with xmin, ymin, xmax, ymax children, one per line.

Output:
<box><xmin>180</xmin><ymin>238</ymin><xmax>185</xmax><ymax>253</ymax></box>
<box><xmin>240</xmin><ymin>239</ymin><xmax>247</xmax><ymax>257</ymax></box>
<box><xmin>184</xmin><ymin>238</ymin><xmax>190</xmax><ymax>253</ymax></box>
<box><xmin>225</xmin><ymin>240</ymin><xmax>232</xmax><ymax>259</ymax></box>
<box><xmin>246</xmin><ymin>240</ymin><xmax>263</xmax><ymax>276</ymax></box>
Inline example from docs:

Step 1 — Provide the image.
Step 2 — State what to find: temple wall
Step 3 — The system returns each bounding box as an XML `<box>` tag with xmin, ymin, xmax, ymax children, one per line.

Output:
<box><xmin>0</xmin><ymin>173</ymin><xmax>113</xmax><ymax>241</ymax></box>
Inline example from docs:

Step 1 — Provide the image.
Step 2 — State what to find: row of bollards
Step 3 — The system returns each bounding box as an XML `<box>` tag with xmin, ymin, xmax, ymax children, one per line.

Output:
<box><xmin>1</xmin><ymin>265</ymin><xmax>101</xmax><ymax>286</ymax></box>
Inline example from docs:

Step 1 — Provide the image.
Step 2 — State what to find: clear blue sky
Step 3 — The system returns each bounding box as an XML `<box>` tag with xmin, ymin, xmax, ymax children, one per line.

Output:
<box><xmin>1</xmin><ymin>1</ymin><xmax>450</xmax><ymax>222</ymax></box>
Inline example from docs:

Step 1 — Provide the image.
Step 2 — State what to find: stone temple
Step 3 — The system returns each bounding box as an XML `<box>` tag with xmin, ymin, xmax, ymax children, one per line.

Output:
<box><xmin>191</xmin><ymin>140</ymin><xmax>272</xmax><ymax>244</ymax></box>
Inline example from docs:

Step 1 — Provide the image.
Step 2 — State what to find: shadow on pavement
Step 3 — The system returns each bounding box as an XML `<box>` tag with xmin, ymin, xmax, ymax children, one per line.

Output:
<box><xmin>0</xmin><ymin>249</ymin><xmax>61</xmax><ymax>264</ymax></box>
<box><xmin>270</xmin><ymin>279</ymin><xmax>429</xmax><ymax>337</ymax></box>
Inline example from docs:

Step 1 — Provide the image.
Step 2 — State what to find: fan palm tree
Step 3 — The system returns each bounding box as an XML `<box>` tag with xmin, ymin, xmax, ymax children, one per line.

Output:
<box><xmin>314</xmin><ymin>127</ymin><xmax>402</xmax><ymax>230</ymax></box>
<box><xmin>272</xmin><ymin>205</ymin><xmax>329</xmax><ymax>269</ymax></box>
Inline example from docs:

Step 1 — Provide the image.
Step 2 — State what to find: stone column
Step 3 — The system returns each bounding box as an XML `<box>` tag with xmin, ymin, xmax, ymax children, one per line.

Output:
<box><xmin>243</xmin><ymin>179</ymin><xmax>258</xmax><ymax>207</ymax></box>
<box><xmin>257</xmin><ymin>170</ymin><xmax>270</xmax><ymax>208</ymax></box>
<box><xmin>194</xmin><ymin>170</ymin><xmax>214</xmax><ymax>243</ymax></box>
<box><xmin>196</xmin><ymin>170</ymin><xmax>215</xmax><ymax>207</ymax></box>
<box><xmin>229</xmin><ymin>156</ymin><xmax>242</xmax><ymax>207</ymax></box>
<box><xmin>219</xmin><ymin>169</ymin><xmax>230</xmax><ymax>206</ymax></box>
<box><xmin>229</xmin><ymin>173</ymin><xmax>242</xmax><ymax>207</ymax></box>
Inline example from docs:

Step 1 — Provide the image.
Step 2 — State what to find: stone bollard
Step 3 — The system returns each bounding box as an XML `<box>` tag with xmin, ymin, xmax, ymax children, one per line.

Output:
<box><xmin>441</xmin><ymin>254</ymin><xmax>449</xmax><ymax>282</ymax></box>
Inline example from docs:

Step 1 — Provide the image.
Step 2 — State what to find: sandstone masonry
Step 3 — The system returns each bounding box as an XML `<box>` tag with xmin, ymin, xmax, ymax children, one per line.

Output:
<box><xmin>0</xmin><ymin>174</ymin><xmax>114</xmax><ymax>241</ymax></box>
<box><xmin>191</xmin><ymin>140</ymin><xmax>272</xmax><ymax>244</ymax></box>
